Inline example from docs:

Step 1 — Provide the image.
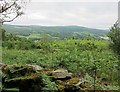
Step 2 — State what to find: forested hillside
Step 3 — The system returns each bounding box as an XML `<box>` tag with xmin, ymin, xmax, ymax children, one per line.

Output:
<box><xmin>3</xmin><ymin>24</ymin><xmax>109</xmax><ymax>40</ymax></box>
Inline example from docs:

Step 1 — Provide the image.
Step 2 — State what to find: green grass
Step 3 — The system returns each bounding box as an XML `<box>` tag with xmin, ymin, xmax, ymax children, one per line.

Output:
<box><xmin>25</xmin><ymin>33</ymin><xmax>59</xmax><ymax>40</ymax></box>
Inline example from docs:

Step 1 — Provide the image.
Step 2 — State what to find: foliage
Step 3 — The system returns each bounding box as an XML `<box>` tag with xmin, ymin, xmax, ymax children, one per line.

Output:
<box><xmin>82</xmin><ymin>73</ymin><xmax>94</xmax><ymax>84</ymax></box>
<box><xmin>108</xmin><ymin>23</ymin><xmax>120</xmax><ymax>89</ymax></box>
<box><xmin>0</xmin><ymin>28</ymin><xmax>6</xmax><ymax>40</ymax></box>
<box><xmin>40</xmin><ymin>73</ymin><xmax>58</xmax><ymax>91</ymax></box>
<box><xmin>108</xmin><ymin>23</ymin><xmax>120</xmax><ymax>55</ymax></box>
<box><xmin>2</xmin><ymin>31</ymin><xmax>119</xmax><ymax>91</ymax></box>
<box><xmin>2</xmin><ymin>31</ymin><xmax>36</xmax><ymax>50</ymax></box>
<box><xmin>2</xmin><ymin>39</ymin><xmax>119</xmax><ymax>86</ymax></box>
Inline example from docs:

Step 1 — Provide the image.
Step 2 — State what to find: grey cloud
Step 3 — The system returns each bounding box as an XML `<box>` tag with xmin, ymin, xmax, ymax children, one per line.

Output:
<box><xmin>8</xmin><ymin>2</ymin><xmax>118</xmax><ymax>29</ymax></box>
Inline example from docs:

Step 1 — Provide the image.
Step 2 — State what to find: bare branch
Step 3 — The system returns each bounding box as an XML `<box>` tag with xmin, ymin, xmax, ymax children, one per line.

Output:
<box><xmin>0</xmin><ymin>0</ymin><xmax>29</xmax><ymax>24</ymax></box>
<box><xmin>0</xmin><ymin>1</ymin><xmax>16</xmax><ymax>13</ymax></box>
<box><xmin>2</xmin><ymin>13</ymin><xmax>19</xmax><ymax>22</ymax></box>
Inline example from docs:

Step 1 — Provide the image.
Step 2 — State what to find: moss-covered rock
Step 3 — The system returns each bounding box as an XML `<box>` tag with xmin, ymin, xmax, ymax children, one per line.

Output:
<box><xmin>66</xmin><ymin>78</ymin><xmax>80</xmax><ymax>85</ymax></box>
<box><xmin>1</xmin><ymin>65</ymin><xmax>58</xmax><ymax>92</ymax></box>
<box><xmin>52</xmin><ymin>69</ymin><xmax>72</xmax><ymax>80</ymax></box>
<box><xmin>39</xmin><ymin>68</ymin><xmax>53</xmax><ymax>76</ymax></box>
<box><xmin>56</xmin><ymin>77</ymin><xmax>81</xmax><ymax>91</ymax></box>
<box><xmin>1</xmin><ymin>64</ymin><xmax>115</xmax><ymax>92</ymax></box>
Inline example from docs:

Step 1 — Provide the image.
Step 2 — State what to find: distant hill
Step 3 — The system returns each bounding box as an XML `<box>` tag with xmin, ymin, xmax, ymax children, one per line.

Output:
<box><xmin>3</xmin><ymin>24</ymin><xmax>109</xmax><ymax>39</ymax></box>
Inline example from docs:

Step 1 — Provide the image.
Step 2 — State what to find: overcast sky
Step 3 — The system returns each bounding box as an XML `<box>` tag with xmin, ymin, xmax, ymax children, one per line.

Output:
<box><xmin>7</xmin><ymin>0</ymin><xmax>119</xmax><ymax>29</ymax></box>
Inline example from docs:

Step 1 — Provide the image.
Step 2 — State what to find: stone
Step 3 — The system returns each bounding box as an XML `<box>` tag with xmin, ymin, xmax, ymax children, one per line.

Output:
<box><xmin>52</xmin><ymin>69</ymin><xmax>72</xmax><ymax>80</ymax></box>
<box><xmin>2</xmin><ymin>64</ymin><xmax>51</xmax><ymax>92</ymax></box>
<box><xmin>26</xmin><ymin>64</ymin><xmax>43</xmax><ymax>71</ymax></box>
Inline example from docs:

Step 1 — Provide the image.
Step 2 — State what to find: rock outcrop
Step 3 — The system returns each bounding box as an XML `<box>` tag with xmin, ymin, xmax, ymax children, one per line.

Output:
<box><xmin>1</xmin><ymin>64</ymin><xmax>57</xmax><ymax>92</ymax></box>
<box><xmin>1</xmin><ymin>64</ymin><xmax>113</xmax><ymax>92</ymax></box>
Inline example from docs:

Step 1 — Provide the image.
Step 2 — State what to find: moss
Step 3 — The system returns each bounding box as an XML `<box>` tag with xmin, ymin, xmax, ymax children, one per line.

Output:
<box><xmin>2</xmin><ymin>65</ymin><xmax>40</xmax><ymax>92</ymax></box>
<box><xmin>4</xmin><ymin>76</ymin><xmax>34</xmax><ymax>82</ymax></box>
<box><xmin>66</xmin><ymin>78</ymin><xmax>80</xmax><ymax>85</ymax></box>
<box><xmin>2</xmin><ymin>88</ymin><xmax>20</xmax><ymax>92</ymax></box>
<box><xmin>39</xmin><ymin>68</ymin><xmax>53</xmax><ymax>76</ymax></box>
<box><xmin>2</xmin><ymin>65</ymin><xmax>59</xmax><ymax>92</ymax></box>
<box><xmin>55</xmin><ymin>80</ymin><xmax>68</xmax><ymax>91</ymax></box>
<box><xmin>79</xmin><ymin>82</ymin><xmax>94</xmax><ymax>90</ymax></box>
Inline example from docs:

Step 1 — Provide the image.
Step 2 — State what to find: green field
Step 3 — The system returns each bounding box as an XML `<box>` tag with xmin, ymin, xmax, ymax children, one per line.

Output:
<box><xmin>2</xmin><ymin>39</ymin><xmax>119</xmax><ymax>87</ymax></box>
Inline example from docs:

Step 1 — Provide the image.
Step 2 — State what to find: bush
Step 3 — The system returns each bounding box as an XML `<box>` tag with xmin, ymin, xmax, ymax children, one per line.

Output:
<box><xmin>108</xmin><ymin>23</ymin><xmax>120</xmax><ymax>55</ymax></box>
